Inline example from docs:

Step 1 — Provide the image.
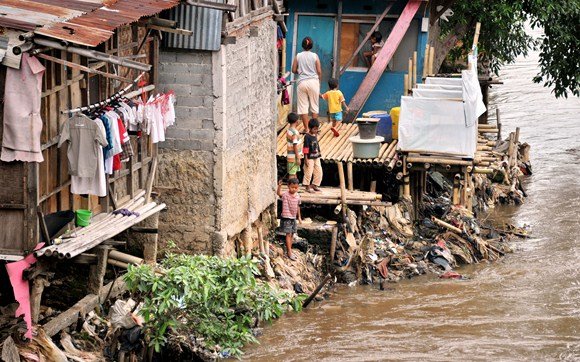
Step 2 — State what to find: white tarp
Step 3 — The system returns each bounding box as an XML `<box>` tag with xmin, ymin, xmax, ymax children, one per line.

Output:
<box><xmin>412</xmin><ymin>89</ymin><xmax>463</xmax><ymax>99</ymax></box>
<box><xmin>416</xmin><ymin>83</ymin><xmax>463</xmax><ymax>91</ymax></box>
<box><xmin>425</xmin><ymin>77</ymin><xmax>462</xmax><ymax>85</ymax></box>
<box><xmin>461</xmin><ymin>69</ymin><xmax>486</xmax><ymax>127</ymax></box>
<box><xmin>398</xmin><ymin>97</ymin><xmax>477</xmax><ymax>157</ymax></box>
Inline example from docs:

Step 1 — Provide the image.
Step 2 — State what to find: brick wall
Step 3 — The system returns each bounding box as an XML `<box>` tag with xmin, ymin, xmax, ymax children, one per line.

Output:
<box><xmin>156</xmin><ymin>50</ymin><xmax>217</xmax><ymax>254</ymax></box>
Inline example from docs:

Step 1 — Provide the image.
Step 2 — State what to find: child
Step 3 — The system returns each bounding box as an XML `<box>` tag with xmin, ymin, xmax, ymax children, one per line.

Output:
<box><xmin>363</xmin><ymin>31</ymin><xmax>383</xmax><ymax>65</ymax></box>
<box><xmin>286</xmin><ymin>112</ymin><xmax>302</xmax><ymax>179</ymax></box>
<box><xmin>302</xmin><ymin>118</ymin><xmax>323</xmax><ymax>193</ymax></box>
<box><xmin>321</xmin><ymin>78</ymin><xmax>349</xmax><ymax>136</ymax></box>
<box><xmin>277</xmin><ymin>178</ymin><xmax>302</xmax><ymax>260</ymax></box>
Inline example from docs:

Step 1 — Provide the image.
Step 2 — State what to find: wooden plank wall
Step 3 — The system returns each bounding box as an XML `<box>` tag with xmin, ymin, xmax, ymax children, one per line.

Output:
<box><xmin>0</xmin><ymin>24</ymin><xmax>158</xmax><ymax>256</ymax></box>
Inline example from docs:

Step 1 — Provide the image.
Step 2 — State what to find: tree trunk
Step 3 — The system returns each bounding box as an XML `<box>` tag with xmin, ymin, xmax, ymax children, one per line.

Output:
<box><xmin>428</xmin><ymin>21</ymin><xmax>469</xmax><ymax>74</ymax></box>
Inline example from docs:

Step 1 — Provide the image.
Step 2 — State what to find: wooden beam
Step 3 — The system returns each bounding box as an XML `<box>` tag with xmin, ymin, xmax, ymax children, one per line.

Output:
<box><xmin>35</xmin><ymin>53</ymin><xmax>132</xmax><ymax>83</ymax></box>
<box><xmin>339</xmin><ymin>2</ymin><xmax>395</xmax><ymax>76</ymax></box>
<box><xmin>346</xmin><ymin>0</ymin><xmax>423</xmax><ymax>122</ymax></box>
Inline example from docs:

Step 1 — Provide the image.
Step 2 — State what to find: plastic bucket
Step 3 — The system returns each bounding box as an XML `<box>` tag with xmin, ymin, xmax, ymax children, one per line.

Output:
<box><xmin>350</xmin><ymin>136</ymin><xmax>384</xmax><ymax>158</ymax></box>
<box><xmin>75</xmin><ymin>209</ymin><xmax>92</xmax><ymax>227</ymax></box>
<box><xmin>356</xmin><ymin>118</ymin><xmax>379</xmax><ymax>139</ymax></box>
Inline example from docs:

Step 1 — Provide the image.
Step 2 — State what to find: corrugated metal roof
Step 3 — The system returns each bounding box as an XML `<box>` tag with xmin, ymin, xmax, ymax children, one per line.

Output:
<box><xmin>0</xmin><ymin>0</ymin><xmax>181</xmax><ymax>47</ymax></box>
<box><xmin>161</xmin><ymin>1</ymin><xmax>223</xmax><ymax>51</ymax></box>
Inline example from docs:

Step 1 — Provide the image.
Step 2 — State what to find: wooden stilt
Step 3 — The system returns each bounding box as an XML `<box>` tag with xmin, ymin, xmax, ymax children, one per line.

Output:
<box><xmin>337</xmin><ymin>162</ymin><xmax>348</xmax><ymax>221</ymax></box>
<box><xmin>329</xmin><ymin>226</ymin><xmax>338</xmax><ymax>263</ymax></box>
<box><xmin>31</xmin><ymin>277</ymin><xmax>50</xmax><ymax>323</ymax></box>
<box><xmin>88</xmin><ymin>246</ymin><xmax>109</xmax><ymax>296</ymax></box>
<box><xmin>347</xmin><ymin>161</ymin><xmax>354</xmax><ymax>191</ymax></box>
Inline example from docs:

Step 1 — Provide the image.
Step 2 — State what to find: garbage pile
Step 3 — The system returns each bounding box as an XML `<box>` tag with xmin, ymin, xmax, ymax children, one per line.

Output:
<box><xmin>330</xmin><ymin>197</ymin><xmax>521</xmax><ymax>285</ymax></box>
<box><xmin>473</xmin><ymin>134</ymin><xmax>531</xmax><ymax>210</ymax></box>
<box><xmin>1</xmin><ymin>299</ymin><xmax>146</xmax><ymax>362</ymax></box>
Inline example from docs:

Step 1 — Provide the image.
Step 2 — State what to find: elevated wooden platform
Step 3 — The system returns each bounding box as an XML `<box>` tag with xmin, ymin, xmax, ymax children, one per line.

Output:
<box><xmin>277</xmin><ymin>122</ymin><xmax>398</xmax><ymax>166</ymax></box>
<box><xmin>281</xmin><ymin>185</ymin><xmax>385</xmax><ymax>206</ymax></box>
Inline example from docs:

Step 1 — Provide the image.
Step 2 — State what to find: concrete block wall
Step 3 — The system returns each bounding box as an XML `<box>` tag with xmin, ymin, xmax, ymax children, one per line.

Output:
<box><xmin>155</xmin><ymin>18</ymin><xmax>278</xmax><ymax>256</ymax></box>
<box><xmin>156</xmin><ymin>50</ymin><xmax>217</xmax><ymax>254</ymax></box>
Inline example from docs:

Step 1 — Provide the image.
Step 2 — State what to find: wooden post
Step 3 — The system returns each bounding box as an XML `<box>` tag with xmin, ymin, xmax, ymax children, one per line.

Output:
<box><xmin>88</xmin><ymin>246</ymin><xmax>109</xmax><ymax>295</ymax></box>
<box><xmin>30</xmin><ymin>277</ymin><xmax>50</xmax><ymax>323</ymax></box>
<box><xmin>370</xmin><ymin>180</ymin><xmax>377</xmax><ymax>193</ymax></box>
<box><xmin>347</xmin><ymin>161</ymin><xmax>354</xmax><ymax>191</ymax></box>
<box><xmin>337</xmin><ymin>162</ymin><xmax>347</xmax><ymax>220</ymax></box>
<box><xmin>142</xmin><ymin>212</ymin><xmax>159</xmax><ymax>264</ymax></box>
<box><xmin>403</xmin><ymin>74</ymin><xmax>409</xmax><ymax>95</ymax></box>
<box><xmin>329</xmin><ymin>226</ymin><xmax>338</xmax><ymax>263</ymax></box>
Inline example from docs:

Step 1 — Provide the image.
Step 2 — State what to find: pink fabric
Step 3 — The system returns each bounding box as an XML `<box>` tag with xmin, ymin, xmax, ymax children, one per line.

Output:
<box><xmin>5</xmin><ymin>243</ymin><xmax>44</xmax><ymax>339</ymax></box>
<box><xmin>281</xmin><ymin>191</ymin><xmax>300</xmax><ymax>219</ymax></box>
<box><xmin>1</xmin><ymin>54</ymin><xmax>45</xmax><ymax>162</ymax></box>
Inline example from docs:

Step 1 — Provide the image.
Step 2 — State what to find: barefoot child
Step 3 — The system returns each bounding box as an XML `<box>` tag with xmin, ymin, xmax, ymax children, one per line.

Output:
<box><xmin>321</xmin><ymin>78</ymin><xmax>349</xmax><ymax>136</ymax></box>
<box><xmin>277</xmin><ymin>179</ymin><xmax>302</xmax><ymax>260</ymax></box>
<box><xmin>286</xmin><ymin>112</ymin><xmax>302</xmax><ymax>179</ymax></box>
<box><xmin>302</xmin><ymin>118</ymin><xmax>323</xmax><ymax>193</ymax></box>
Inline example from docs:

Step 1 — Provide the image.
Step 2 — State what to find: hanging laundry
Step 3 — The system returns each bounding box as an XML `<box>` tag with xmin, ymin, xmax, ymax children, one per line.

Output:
<box><xmin>70</xmin><ymin>120</ymin><xmax>107</xmax><ymax>197</ymax></box>
<box><xmin>58</xmin><ymin>114</ymin><xmax>108</xmax><ymax>178</ymax></box>
<box><xmin>1</xmin><ymin>53</ymin><xmax>45</xmax><ymax>162</ymax></box>
<box><xmin>113</xmin><ymin>117</ymin><xmax>132</xmax><ymax>171</ymax></box>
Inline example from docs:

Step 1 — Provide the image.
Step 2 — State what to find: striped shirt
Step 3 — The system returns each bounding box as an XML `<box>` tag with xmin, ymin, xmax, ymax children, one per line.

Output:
<box><xmin>286</xmin><ymin>127</ymin><xmax>302</xmax><ymax>163</ymax></box>
<box><xmin>281</xmin><ymin>191</ymin><xmax>301</xmax><ymax>219</ymax></box>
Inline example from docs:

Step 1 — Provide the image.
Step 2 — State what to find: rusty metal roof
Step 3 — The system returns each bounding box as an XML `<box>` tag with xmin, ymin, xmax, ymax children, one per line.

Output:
<box><xmin>0</xmin><ymin>0</ymin><xmax>180</xmax><ymax>47</ymax></box>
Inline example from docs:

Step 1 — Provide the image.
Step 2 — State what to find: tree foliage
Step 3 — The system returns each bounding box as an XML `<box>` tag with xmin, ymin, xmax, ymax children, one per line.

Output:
<box><xmin>441</xmin><ymin>0</ymin><xmax>579</xmax><ymax>97</ymax></box>
<box><xmin>124</xmin><ymin>254</ymin><xmax>305</xmax><ymax>358</ymax></box>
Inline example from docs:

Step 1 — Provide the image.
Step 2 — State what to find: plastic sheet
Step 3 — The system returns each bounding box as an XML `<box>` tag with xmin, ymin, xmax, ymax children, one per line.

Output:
<box><xmin>425</xmin><ymin>77</ymin><xmax>462</xmax><ymax>85</ymax></box>
<box><xmin>417</xmin><ymin>83</ymin><xmax>463</xmax><ymax>91</ymax></box>
<box><xmin>398</xmin><ymin>97</ymin><xmax>477</xmax><ymax>157</ymax></box>
<box><xmin>412</xmin><ymin>89</ymin><xmax>463</xmax><ymax>99</ymax></box>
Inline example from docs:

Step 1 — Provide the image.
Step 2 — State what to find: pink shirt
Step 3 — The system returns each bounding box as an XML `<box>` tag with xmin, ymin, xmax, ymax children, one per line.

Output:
<box><xmin>281</xmin><ymin>191</ymin><xmax>300</xmax><ymax>219</ymax></box>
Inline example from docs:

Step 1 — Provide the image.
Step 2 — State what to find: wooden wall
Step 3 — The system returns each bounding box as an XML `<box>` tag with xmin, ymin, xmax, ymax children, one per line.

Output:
<box><xmin>0</xmin><ymin>24</ymin><xmax>158</xmax><ymax>257</ymax></box>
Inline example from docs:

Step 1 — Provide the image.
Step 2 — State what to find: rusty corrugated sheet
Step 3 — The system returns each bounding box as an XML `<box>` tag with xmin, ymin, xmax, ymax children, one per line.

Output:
<box><xmin>161</xmin><ymin>1</ymin><xmax>223</xmax><ymax>51</ymax></box>
<box><xmin>0</xmin><ymin>0</ymin><xmax>181</xmax><ymax>47</ymax></box>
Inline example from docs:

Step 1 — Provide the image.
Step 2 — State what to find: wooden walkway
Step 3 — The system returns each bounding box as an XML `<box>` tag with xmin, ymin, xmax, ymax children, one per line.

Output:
<box><xmin>277</xmin><ymin>122</ymin><xmax>398</xmax><ymax>166</ymax></box>
<box><xmin>280</xmin><ymin>185</ymin><xmax>384</xmax><ymax>206</ymax></box>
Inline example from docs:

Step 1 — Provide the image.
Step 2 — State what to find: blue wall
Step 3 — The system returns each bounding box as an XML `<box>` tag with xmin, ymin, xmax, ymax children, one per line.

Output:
<box><xmin>286</xmin><ymin>0</ymin><xmax>429</xmax><ymax>114</ymax></box>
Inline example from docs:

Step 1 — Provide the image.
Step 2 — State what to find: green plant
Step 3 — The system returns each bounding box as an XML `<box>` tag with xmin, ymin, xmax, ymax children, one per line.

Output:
<box><xmin>124</xmin><ymin>254</ymin><xmax>305</xmax><ymax>358</ymax></box>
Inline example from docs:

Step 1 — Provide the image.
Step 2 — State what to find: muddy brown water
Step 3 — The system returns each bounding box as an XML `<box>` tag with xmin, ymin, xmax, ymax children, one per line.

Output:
<box><xmin>244</xmin><ymin>31</ymin><xmax>580</xmax><ymax>361</ymax></box>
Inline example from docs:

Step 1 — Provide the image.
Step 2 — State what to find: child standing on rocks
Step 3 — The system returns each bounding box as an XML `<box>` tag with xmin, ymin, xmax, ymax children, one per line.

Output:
<box><xmin>277</xmin><ymin>178</ymin><xmax>302</xmax><ymax>261</ymax></box>
<box><xmin>321</xmin><ymin>78</ymin><xmax>349</xmax><ymax>137</ymax></box>
<box><xmin>302</xmin><ymin>118</ymin><xmax>323</xmax><ymax>193</ymax></box>
<box><xmin>286</xmin><ymin>112</ymin><xmax>302</xmax><ymax>180</ymax></box>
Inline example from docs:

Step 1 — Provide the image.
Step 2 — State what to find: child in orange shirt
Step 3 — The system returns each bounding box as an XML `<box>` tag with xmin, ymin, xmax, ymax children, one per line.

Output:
<box><xmin>321</xmin><ymin>78</ymin><xmax>349</xmax><ymax>137</ymax></box>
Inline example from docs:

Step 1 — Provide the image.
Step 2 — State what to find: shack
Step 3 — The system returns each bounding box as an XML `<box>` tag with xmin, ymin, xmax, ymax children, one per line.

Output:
<box><xmin>0</xmin><ymin>0</ymin><xmax>195</xmax><ymax>339</ymax></box>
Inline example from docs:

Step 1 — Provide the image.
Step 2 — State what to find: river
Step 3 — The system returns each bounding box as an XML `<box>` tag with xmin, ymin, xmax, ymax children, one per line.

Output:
<box><xmin>245</xmin><ymin>28</ymin><xmax>580</xmax><ymax>361</ymax></box>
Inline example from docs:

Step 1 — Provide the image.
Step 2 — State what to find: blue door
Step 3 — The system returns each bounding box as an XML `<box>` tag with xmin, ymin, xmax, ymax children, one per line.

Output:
<box><xmin>295</xmin><ymin>15</ymin><xmax>335</xmax><ymax>115</ymax></box>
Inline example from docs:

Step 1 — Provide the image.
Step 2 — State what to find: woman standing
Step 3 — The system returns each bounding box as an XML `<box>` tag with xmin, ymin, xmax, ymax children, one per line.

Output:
<box><xmin>292</xmin><ymin>36</ymin><xmax>322</xmax><ymax>131</ymax></box>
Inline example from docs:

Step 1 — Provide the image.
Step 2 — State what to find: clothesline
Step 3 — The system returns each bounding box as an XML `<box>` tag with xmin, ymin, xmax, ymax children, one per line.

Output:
<box><xmin>61</xmin><ymin>72</ymin><xmax>148</xmax><ymax>114</ymax></box>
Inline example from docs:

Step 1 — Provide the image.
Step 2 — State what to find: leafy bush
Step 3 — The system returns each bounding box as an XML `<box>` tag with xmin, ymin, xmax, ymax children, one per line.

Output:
<box><xmin>124</xmin><ymin>253</ymin><xmax>305</xmax><ymax>358</ymax></box>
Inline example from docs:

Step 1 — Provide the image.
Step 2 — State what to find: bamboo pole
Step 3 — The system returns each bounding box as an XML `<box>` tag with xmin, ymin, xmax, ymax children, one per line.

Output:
<box><xmin>337</xmin><ymin>162</ymin><xmax>347</xmax><ymax>220</ymax></box>
<box><xmin>408</xmin><ymin>58</ymin><xmax>413</xmax><ymax>91</ymax></box>
<box><xmin>406</xmin><ymin>156</ymin><xmax>472</xmax><ymax>166</ymax></box>
<box><xmin>329</xmin><ymin>226</ymin><xmax>338</xmax><ymax>263</ymax></box>
<box><xmin>403</xmin><ymin>74</ymin><xmax>409</xmax><ymax>95</ymax></box>
<box><xmin>452</xmin><ymin>174</ymin><xmax>460</xmax><ymax>205</ymax></box>
<box><xmin>428</xmin><ymin>45</ymin><xmax>435</xmax><ymax>75</ymax></box>
<box><xmin>432</xmin><ymin>216</ymin><xmax>462</xmax><ymax>234</ymax></box>
<box><xmin>303</xmin><ymin>274</ymin><xmax>332</xmax><ymax>308</ymax></box>
<box><xmin>412</xmin><ymin>51</ymin><xmax>418</xmax><ymax>87</ymax></box>
<box><xmin>403</xmin><ymin>156</ymin><xmax>410</xmax><ymax>197</ymax></box>
<box><xmin>347</xmin><ymin>161</ymin><xmax>354</xmax><ymax>191</ymax></box>
<box><xmin>423</xmin><ymin>44</ymin><xmax>430</xmax><ymax>78</ymax></box>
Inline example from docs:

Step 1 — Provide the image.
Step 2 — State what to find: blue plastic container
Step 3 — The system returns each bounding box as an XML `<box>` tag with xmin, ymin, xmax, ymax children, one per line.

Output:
<box><xmin>363</xmin><ymin>111</ymin><xmax>392</xmax><ymax>142</ymax></box>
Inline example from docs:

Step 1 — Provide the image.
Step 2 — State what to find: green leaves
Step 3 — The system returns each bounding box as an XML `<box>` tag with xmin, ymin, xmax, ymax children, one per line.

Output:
<box><xmin>440</xmin><ymin>0</ymin><xmax>579</xmax><ymax>98</ymax></box>
<box><xmin>124</xmin><ymin>254</ymin><xmax>304</xmax><ymax>358</ymax></box>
